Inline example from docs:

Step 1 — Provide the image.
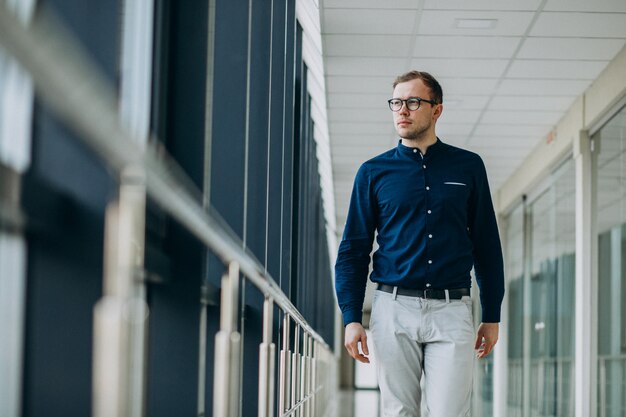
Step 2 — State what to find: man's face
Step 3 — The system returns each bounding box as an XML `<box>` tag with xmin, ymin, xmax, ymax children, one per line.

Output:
<box><xmin>391</xmin><ymin>78</ymin><xmax>442</xmax><ymax>141</ymax></box>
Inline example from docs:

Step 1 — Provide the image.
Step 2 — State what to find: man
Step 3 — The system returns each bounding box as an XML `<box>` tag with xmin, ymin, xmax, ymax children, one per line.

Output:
<box><xmin>335</xmin><ymin>71</ymin><xmax>504</xmax><ymax>417</ymax></box>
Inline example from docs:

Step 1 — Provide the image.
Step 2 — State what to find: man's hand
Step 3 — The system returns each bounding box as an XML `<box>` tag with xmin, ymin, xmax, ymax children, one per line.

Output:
<box><xmin>475</xmin><ymin>322</ymin><xmax>499</xmax><ymax>359</ymax></box>
<box><xmin>344</xmin><ymin>322</ymin><xmax>370</xmax><ymax>363</ymax></box>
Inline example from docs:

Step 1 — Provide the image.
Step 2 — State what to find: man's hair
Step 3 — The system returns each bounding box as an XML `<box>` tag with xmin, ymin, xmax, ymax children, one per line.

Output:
<box><xmin>392</xmin><ymin>71</ymin><xmax>443</xmax><ymax>104</ymax></box>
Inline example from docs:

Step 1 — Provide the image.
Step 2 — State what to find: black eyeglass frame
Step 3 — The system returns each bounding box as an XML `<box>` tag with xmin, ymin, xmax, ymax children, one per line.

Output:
<box><xmin>387</xmin><ymin>97</ymin><xmax>439</xmax><ymax>112</ymax></box>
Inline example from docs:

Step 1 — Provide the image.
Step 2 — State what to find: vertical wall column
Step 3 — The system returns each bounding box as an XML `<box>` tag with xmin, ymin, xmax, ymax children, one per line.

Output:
<box><xmin>574</xmin><ymin>131</ymin><xmax>597</xmax><ymax>417</ymax></box>
<box><xmin>522</xmin><ymin>198</ymin><xmax>532</xmax><ymax>417</ymax></box>
<box><xmin>0</xmin><ymin>2</ymin><xmax>35</xmax><ymax>416</ymax></box>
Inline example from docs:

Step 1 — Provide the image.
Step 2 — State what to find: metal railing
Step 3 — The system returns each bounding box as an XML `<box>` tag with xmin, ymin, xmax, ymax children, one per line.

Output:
<box><xmin>0</xmin><ymin>5</ymin><xmax>336</xmax><ymax>417</ymax></box>
<box><xmin>507</xmin><ymin>357</ymin><xmax>575</xmax><ymax>417</ymax></box>
<box><xmin>598</xmin><ymin>354</ymin><xmax>626</xmax><ymax>417</ymax></box>
<box><xmin>529</xmin><ymin>356</ymin><xmax>574</xmax><ymax>417</ymax></box>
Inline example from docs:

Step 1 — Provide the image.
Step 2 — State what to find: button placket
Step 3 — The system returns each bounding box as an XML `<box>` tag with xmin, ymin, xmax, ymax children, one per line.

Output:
<box><xmin>423</xmin><ymin>154</ymin><xmax>433</xmax><ymax>274</ymax></box>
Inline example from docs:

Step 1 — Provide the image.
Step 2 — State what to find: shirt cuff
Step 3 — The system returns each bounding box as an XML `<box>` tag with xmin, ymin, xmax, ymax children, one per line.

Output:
<box><xmin>481</xmin><ymin>304</ymin><xmax>501</xmax><ymax>323</ymax></box>
<box><xmin>342</xmin><ymin>308</ymin><xmax>363</xmax><ymax>326</ymax></box>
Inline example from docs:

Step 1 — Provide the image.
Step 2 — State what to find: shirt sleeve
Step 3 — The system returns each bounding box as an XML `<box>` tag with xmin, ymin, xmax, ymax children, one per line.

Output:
<box><xmin>468</xmin><ymin>156</ymin><xmax>505</xmax><ymax>323</ymax></box>
<box><xmin>335</xmin><ymin>164</ymin><xmax>377</xmax><ymax>325</ymax></box>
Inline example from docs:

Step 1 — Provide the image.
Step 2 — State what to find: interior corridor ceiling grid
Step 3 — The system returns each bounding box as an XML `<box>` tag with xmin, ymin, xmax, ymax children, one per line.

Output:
<box><xmin>320</xmin><ymin>0</ymin><xmax>626</xmax><ymax>235</ymax></box>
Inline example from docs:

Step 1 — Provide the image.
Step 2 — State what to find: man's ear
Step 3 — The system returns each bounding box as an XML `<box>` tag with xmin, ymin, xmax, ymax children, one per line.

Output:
<box><xmin>433</xmin><ymin>103</ymin><xmax>443</xmax><ymax>122</ymax></box>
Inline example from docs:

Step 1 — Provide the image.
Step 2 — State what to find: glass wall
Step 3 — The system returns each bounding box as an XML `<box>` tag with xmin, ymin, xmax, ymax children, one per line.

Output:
<box><xmin>595</xmin><ymin>103</ymin><xmax>626</xmax><ymax>417</ymax></box>
<box><xmin>506</xmin><ymin>204</ymin><xmax>525</xmax><ymax>417</ymax></box>
<box><xmin>528</xmin><ymin>159</ymin><xmax>576</xmax><ymax>417</ymax></box>
<box><xmin>504</xmin><ymin>159</ymin><xmax>575</xmax><ymax>417</ymax></box>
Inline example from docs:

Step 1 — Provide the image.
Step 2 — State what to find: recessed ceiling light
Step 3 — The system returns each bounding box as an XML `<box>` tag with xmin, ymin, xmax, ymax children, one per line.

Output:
<box><xmin>455</xmin><ymin>18</ymin><xmax>498</xmax><ymax>29</ymax></box>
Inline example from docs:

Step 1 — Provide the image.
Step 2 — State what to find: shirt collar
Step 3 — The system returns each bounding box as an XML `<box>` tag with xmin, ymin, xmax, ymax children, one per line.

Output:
<box><xmin>397</xmin><ymin>137</ymin><xmax>444</xmax><ymax>157</ymax></box>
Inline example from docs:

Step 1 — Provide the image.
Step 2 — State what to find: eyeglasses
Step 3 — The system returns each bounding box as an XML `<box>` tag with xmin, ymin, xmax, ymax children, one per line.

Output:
<box><xmin>387</xmin><ymin>97</ymin><xmax>438</xmax><ymax>112</ymax></box>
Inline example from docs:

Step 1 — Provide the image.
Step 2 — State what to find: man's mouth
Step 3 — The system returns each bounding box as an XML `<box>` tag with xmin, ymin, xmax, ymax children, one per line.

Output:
<box><xmin>397</xmin><ymin>120</ymin><xmax>411</xmax><ymax>126</ymax></box>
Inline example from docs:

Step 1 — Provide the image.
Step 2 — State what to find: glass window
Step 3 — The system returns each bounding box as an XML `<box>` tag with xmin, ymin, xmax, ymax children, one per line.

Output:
<box><xmin>528</xmin><ymin>159</ymin><xmax>576</xmax><ymax>417</ymax></box>
<box><xmin>506</xmin><ymin>204</ymin><xmax>525</xmax><ymax>417</ymax></box>
<box><xmin>594</xmin><ymin>103</ymin><xmax>626</xmax><ymax>417</ymax></box>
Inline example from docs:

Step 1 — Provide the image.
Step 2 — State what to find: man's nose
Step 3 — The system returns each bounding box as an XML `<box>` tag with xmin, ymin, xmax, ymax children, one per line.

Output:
<box><xmin>398</xmin><ymin>102</ymin><xmax>410</xmax><ymax>115</ymax></box>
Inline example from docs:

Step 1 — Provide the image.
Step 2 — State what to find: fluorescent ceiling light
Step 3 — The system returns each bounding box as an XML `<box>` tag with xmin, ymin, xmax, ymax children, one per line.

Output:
<box><xmin>455</xmin><ymin>18</ymin><xmax>498</xmax><ymax>29</ymax></box>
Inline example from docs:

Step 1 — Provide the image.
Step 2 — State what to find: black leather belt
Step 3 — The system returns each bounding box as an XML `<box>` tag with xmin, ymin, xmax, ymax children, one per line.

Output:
<box><xmin>377</xmin><ymin>284</ymin><xmax>470</xmax><ymax>299</ymax></box>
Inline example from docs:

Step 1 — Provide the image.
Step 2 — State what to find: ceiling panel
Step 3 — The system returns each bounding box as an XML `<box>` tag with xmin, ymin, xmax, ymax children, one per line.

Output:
<box><xmin>324</xmin><ymin>34</ymin><xmax>412</xmax><ymax>57</ymax></box>
<box><xmin>328</xmin><ymin>108</ymin><xmax>391</xmax><ymax>122</ymax></box>
<box><xmin>518</xmin><ymin>37</ymin><xmax>625</xmax><ymax>60</ymax></box>
<box><xmin>325</xmin><ymin>58</ymin><xmax>408</xmax><ymax>76</ymax></box>
<box><xmin>408</xmin><ymin>58</ymin><xmax>509</xmax><ymax>77</ymax></box>
<box><xmin>468</xmin><ymin>135</ymin><xmax>538</xmax><ymax>147</ymax></box>
<box><xmin>323</xmin><ymin>0</ymin><xmax>420</xmax><ymax>9</ymax></box>
<box><xmin>531</xmin><ymin>12</ymin><xmax>626</xmax><ymax>38</ymax></box>
<box><xmin>423</xmin><ymin>0</ymin><xmax>542</xmax><ymax>11</ymax></box>
<box><xmin>544</xmin><ymin>0</ymin><xmax>626</xmax><ymax>13</ymax></box>
<box><xmin>473</xmin><ymin>124</ymin><xmax>551</xmax><ymax>138</ymax></box>
<box><xmin>326</xmin><ymin>75</ymin><xmax>394</xmax><ymax>93</ymax></box>
<box><xmin>481</xmin><ymin>110</ymin><xmax>564</xmax><ymax>125</ymax></box>
<box><xmin>438</xmin><ymin>109</ymin><xmax>482</xmax><ymax>124</ymax></box>
<box><xmin>323</xmin><ymin>9</ymin><xmax>417</xmax><ymax>34</ymax></box>
<box><xmin>506</xmin><ymin>59</ymin><xmax>609</xmax><ymax>79</ymax></box>
<box><xmin>497</xmin><ymin>78</ymin><xmax>590</xmax><ymax>95</ymax></box>
<box><xmin>441</xmin><ymin>96</ymin><xmax>491</xmax><ymax>110</ymax></box>
<box><xmin>419</xmin><ymin>10</ymin><xmax>535</xmax><ymax>36</ymax></box>
<box><xmin>413</xmin><ymin>36</ymin><xmax>521</xmax><ymax>59</ymax></box>
<box><xmin>437</xmin><ymin>124</ymin><xmax>476</xmax><ymax>136</ymax></box>
<box><xmin>330</xmin><ymin>121</ymin><xmax>395</xmax><ymax>135</ymax></box>
<box><xmin>488</xmin><ymin>95</ymin><xmax>577</xmax><ymax>111</ymax></box>
<box><xmin>439</xmin><ymin>78</ymin><xmax>499</xmax><ymax>95</ymax></box>
<box><xmin>328</xmin><ymin>93</ymin><xmax>392</xmax><ymax>109</ymax></box>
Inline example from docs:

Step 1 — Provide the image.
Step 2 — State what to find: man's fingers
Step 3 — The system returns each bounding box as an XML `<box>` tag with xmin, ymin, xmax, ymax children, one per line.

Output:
<box><xmin>354</xmin><ymin>353</ymin><xmax>370</xmax><ymax>363</ymax></box>
<box><xmin>345</xmin><ymin>342</ymin><xmax>370</xmax><ymax>363</ymax></box>
<box><xmin>361</xmin><ymin>335</ymin><xmax>369</xmax><ymax>355</ymax></box>
<box><xmin>474</xmin><ymin>334</ymin><xmax>482</xmax><ymax>350</ymax></box>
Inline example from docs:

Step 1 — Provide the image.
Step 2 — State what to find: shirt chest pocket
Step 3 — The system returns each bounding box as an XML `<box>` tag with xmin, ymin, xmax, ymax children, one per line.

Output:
<box><xmin>441</xmin><ymin>182</ymin><xmax>470</xmax><ymax>214</ymax></box>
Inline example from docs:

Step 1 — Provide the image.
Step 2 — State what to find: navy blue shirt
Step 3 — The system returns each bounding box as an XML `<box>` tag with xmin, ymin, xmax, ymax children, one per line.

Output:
<box><xmin>335</xmin><ymin>139</ymin><xmax>504</xmax><ymax>325</ymax></box>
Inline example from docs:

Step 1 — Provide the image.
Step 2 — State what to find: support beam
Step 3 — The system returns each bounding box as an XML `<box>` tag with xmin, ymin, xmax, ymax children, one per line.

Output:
<box><xmin>574</xmin><ymin>130</ymin><xmax>597</xmax><ymax>417</ymax></box>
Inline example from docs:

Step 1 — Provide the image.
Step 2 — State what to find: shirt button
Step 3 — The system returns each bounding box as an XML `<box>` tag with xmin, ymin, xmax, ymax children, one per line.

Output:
<box><xmin>426</xmin><ymin>283</ymin><xmax>432</xmax><ymax>287</ymax></box>
<box><xmin>413</xmin><ymin>149</ymin><xmax>418</xmax><ymax>153</ymax></box>
<box><xmin>426</xmin><ymin>186</ymin><xmax>430</xmax><ymax>191</ymax></box>
<box><xmin>428</xmin><ymin>260</ymin><xmax>433</xmax><ymax>264</ymax></box>
<box><xmin>427</xmin><ymin>210</ymin><xmax>432</xmax><ymax>214</ymax></box>
<box><xmin>423</xmin><ymin>165</ymin><xmax>426</xmax><ymax>169</ymax></box>
<box><xmin>428</xmin><ymin>234</ymin><xmax>433</xmax><ymax>238</ymax></box>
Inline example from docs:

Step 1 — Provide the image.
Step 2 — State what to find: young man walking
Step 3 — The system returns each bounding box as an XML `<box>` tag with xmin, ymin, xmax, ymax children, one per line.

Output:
<box><xmin>335</xmin><ymin>71</ymin><xmax>505</xmax><ymax>417</ymax></box>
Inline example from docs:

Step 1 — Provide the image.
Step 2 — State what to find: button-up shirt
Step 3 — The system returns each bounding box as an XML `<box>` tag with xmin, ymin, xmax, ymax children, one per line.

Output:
<box><xmin>335</xmin><ymin>139</ymin><xmax>504</xmax><ymax>325</ymax></box>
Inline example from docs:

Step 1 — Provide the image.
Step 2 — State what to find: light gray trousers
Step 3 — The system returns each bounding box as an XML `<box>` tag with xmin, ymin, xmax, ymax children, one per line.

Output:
<box><xmin>370</xmin><ymin>290</ymin><xmax>475</xmax><ymax>417</ymax></box>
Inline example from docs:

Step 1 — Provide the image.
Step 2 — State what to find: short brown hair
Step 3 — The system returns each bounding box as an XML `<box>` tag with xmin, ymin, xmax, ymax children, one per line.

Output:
<box><xmin>392</xmin><ymin>71</ymin><xmax>443</xmax><ymax>104</ymax></box>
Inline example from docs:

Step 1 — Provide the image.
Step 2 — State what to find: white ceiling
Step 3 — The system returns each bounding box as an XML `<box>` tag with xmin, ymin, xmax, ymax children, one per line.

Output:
<box><xmin>320</xmin><ymin>0</ymin><xmax>626</xmax><ymax>236</ymax></box>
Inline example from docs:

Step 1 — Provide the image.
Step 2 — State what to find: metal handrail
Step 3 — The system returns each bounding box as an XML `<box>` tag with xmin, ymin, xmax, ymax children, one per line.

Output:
<box><xmin>0</xmin><ymin>4</ymin><xmax>330</xmax><ymax>351</ymax></box>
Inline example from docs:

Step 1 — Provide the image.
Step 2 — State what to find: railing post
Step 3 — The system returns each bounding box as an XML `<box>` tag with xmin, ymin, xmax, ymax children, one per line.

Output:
<box><xmin>213</xmin><ymin>262</ymin><xmax>241</xmax><ymax>417</ymax></box>
<box><xmin>279</xmin><ymin>314</ymin><xmax>291</xmax><ymax>416</ymax></box>
<box><xmin>258</xmin><ymin>296</ymin><xmax>275</xmax><ymax>417</ymax></box>
<box><xmin>93</xmin><ymin>165</ymin><xmax>148</xmax><ymax>417</ymax></box>
<box><xmin>300</xmin><ymin>332</ymin><xmax>308</xmax><ymax>417</ymax></box>
<box><xmin>307</xmin><ymin>335</ymin><xmax>314</xmax><ymax>417</ymax></box>
<box><xmin>292</xmin><ymin>324</ymin><xmax>301</xmax><ymax>416</ymax></box>
<box><xmin>598</xmin><ymin>357</ymin><xmax>605</xmax><ymax>417</ymax></box>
